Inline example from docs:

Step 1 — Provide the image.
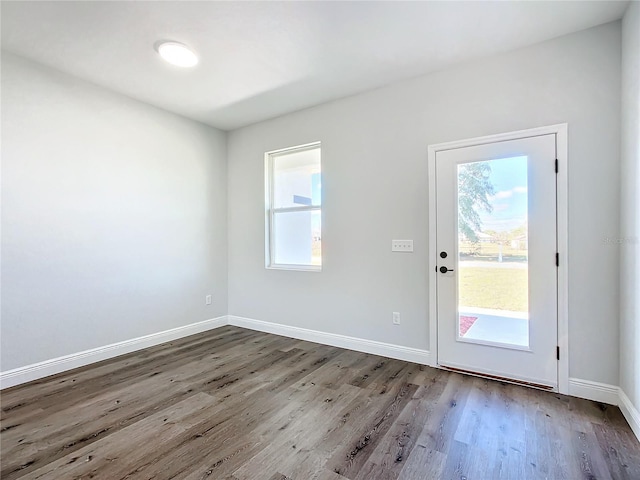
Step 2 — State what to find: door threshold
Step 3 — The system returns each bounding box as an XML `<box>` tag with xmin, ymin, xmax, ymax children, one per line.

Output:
<box><xmin>439</xmin><ymin>364</ymin><xmax>556</xmax><ymax>392</ymax></box>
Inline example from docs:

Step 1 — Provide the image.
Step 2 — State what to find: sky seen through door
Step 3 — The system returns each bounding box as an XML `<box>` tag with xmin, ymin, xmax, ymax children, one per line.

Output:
<box><xmin>478</xmin><ymin>155</ymin><xmax>528</xmax><ymax>233</ymax></box>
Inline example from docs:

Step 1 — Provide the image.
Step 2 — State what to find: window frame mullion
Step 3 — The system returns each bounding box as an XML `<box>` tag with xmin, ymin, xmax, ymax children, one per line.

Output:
<box><xmin>273</xmin><ymin>205</ymin><xmax>321</xmax><ymax>215</ymax></box>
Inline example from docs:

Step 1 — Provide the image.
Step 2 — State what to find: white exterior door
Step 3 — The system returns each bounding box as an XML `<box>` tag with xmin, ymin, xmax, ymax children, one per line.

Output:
<box><xmin>435</xmin><ymin>133</ymin><xmax>558</xmax><ymax>388</ymax></box>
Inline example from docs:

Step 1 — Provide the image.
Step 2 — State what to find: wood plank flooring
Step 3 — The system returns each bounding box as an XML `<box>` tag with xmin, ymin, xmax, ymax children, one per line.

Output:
<box><xmin>1</xmin><ymin>326</ymin><xmax>639</xmax><ymax>479</ymax></box>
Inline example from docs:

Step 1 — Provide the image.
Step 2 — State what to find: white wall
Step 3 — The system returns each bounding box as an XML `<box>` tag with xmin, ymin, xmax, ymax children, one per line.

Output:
<box><xmin>228</xmin><ymin>22</ymin><xmax>622</xmax><ymax>385</ymax></box>
<box><xmin>620</xmin><ymin>2</ymin><xmax>640</xmax><ymax>415</ymax></box>
<box><xmin>1</xmin><ymin>53</ymin><xmax>228</xmax><ymax>371</ymax></box>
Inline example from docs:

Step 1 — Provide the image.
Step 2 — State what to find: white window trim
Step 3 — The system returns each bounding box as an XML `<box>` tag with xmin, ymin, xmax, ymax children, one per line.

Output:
<box><xmin>265</xmin><ymin>141</ymin><xmax>322</xmax><ymax>272</ymax></box>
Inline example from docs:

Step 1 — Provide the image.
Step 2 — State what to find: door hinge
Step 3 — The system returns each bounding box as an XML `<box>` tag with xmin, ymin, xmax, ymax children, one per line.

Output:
<box><xmin>556</xmin><ymin>252</ymin><xmax>559</xmax><ymax>267</ymax></box>
<box><xmin>557</xmin><ymin>346</ymin><xmax>560</xmax><ymax>360</ymax></box>
<box><xmin>555</xmin><ymin>159</ymin><xmax>558</xmax><ymax>173</ymax></box>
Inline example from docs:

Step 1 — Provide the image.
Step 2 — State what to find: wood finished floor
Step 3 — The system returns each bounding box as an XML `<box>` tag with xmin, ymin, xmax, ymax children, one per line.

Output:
<box><xmin>1</xmin><ymin>326</ymin><xmax>639</xmax><ymax>480</ymax></box>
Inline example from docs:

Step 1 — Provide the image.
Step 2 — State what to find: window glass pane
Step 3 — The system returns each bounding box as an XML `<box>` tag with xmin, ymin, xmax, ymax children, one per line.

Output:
<box><xmin>273</xmin><ymin>210</ymin><xmax>321</xmax><ymax>266</ymax></box>
<box><xmin>273</xmin><ymin>147</ymin><xmax>321</xmax><ymax>209</ymax></box>
<box><xmin>457</xmin><ymin>156</ymin><xmax>529</xmax><ymax>348</ymax></box>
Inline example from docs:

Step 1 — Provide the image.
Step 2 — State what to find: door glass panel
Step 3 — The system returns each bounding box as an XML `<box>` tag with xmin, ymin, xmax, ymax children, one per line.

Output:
<box><xmin>457</xmin><ymin>156</ymin><xmax>529</xmax><ymax>348</ymax></box>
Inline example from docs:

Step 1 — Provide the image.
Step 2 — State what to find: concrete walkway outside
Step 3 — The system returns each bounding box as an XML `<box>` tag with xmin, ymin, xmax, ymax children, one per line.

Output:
<box><xmin>459</xmin><ymin>307</ymin><xmax>529</xmax><ymax>347</ymax></box>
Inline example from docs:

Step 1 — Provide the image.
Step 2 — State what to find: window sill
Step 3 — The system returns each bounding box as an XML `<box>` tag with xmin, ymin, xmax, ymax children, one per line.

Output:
<box><xmin>266</xmin><ymin>264</ymin><xmax>322</xmax><ymax>272</ymax></box>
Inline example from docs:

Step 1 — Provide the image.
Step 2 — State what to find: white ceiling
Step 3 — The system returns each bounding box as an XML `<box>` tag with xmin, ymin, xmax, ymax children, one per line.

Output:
<box><xmin>1</xmin><ymin>1</ymin><xmax>629</xmax><ymax>131</ymax></box>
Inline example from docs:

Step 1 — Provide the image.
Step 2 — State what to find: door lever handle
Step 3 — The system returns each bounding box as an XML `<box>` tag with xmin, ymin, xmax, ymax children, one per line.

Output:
<box><xmin>439</xmin><ymin>266</ymin><xmax>455</xmax><ymax>273</ymax></box>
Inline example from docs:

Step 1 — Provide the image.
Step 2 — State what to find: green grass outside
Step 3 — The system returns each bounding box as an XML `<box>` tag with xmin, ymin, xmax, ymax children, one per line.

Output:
<box><xmin>459</xmin><ymin>266</ymin><xmax>528</xmax><ymax>312</ymax></box>
<box><xmin>459</xmin><ymin>242</ymin><xmax>528</xmax><ymax>262</ymax></box>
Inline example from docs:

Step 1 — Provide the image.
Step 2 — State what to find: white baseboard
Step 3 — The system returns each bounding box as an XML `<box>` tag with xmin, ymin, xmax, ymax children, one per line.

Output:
<box><xmin>227</xmin><ymin>315</ymin><xmax>432</xmax><ymax>366</ymax></box>
<box><xmin>619</xmin><ymin>389</ymin><xmax>640</xmax><ymax>443</ymax></box>
<box><xmin>553</xmin><ymin>379</ymin><xmax>640</xmax><ymax>443</ymax></box>
<box><xmin>568</xmin><ymin>378</ymin><xmax>620</xmax><ymax>406</ymax></box>
<box><xmin>0</xmin><ymin>316</ymin><xmax>228</xmax><ymax>390</ymax></box>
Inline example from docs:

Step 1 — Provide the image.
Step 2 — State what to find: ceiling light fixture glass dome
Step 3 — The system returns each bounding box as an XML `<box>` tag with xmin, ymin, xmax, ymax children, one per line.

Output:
<box><xmin>156</xmin><ymin>41</ymin><xmax>198</xmax><ymax>68</ymax></box>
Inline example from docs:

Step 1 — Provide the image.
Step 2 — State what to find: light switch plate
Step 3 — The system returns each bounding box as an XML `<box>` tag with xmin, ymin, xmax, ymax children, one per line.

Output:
<box><xmin>392</xmin><ymin>240</ymin><xmax>413</xmax><ymax>252</ymax></box>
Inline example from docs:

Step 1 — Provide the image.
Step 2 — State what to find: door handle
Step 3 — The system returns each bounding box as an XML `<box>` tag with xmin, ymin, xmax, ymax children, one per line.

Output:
<box><xmin>439</xmin><ymin>266</ymin><xmax>455</xmax><ymax>273</ymax></box>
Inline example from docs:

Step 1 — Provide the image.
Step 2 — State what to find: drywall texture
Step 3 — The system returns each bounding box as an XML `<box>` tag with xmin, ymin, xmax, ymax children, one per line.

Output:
<box><xmin>1</xmin><ymin>53</ymin><xmax>228</xmax><ymax>371</ymax></box>
<box><xmin>228</xmin><ymin>22</ymin><xmax>622</xmax><ymax>385</ymax></box>
<box><xmin>620</xmin><ymin>2</ymin><xmax>640</xmax><ymax>412</ymax></box>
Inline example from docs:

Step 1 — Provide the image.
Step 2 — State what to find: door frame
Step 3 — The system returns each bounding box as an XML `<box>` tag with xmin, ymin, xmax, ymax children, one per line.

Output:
<box><xmin>427</xmin><ymin>124</ymin><xmax>569</xmax><ymax>394</ymax></box>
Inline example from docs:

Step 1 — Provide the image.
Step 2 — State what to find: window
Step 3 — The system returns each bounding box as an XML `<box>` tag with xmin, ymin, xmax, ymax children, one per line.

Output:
<box><xmin>265</xmin><ymin>142</ymin><xmax>321</xmax><ymax>271</ymax></box>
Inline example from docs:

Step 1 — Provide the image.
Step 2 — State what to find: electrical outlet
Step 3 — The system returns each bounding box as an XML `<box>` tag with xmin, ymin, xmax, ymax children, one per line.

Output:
<box><xmin>392</xmin><ymin>240</ymin><xmax>413</xmax><ymax>252</ymax></box>
<box><xmin>393</xmin><ymin>312</ymin><xmax>400</xmax><ymax>325</ymax></box>
<box><xmin>205</xmin><ymin>295</ymin><xmax>212</xmax><ymax>305</ymax></box>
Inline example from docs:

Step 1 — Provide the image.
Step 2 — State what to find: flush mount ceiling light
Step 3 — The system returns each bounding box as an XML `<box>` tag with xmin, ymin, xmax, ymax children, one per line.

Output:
<box><xmin>156</xmin><ymin>41</ymin><xmax>198</xmax><ymax>68</ymax></box>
